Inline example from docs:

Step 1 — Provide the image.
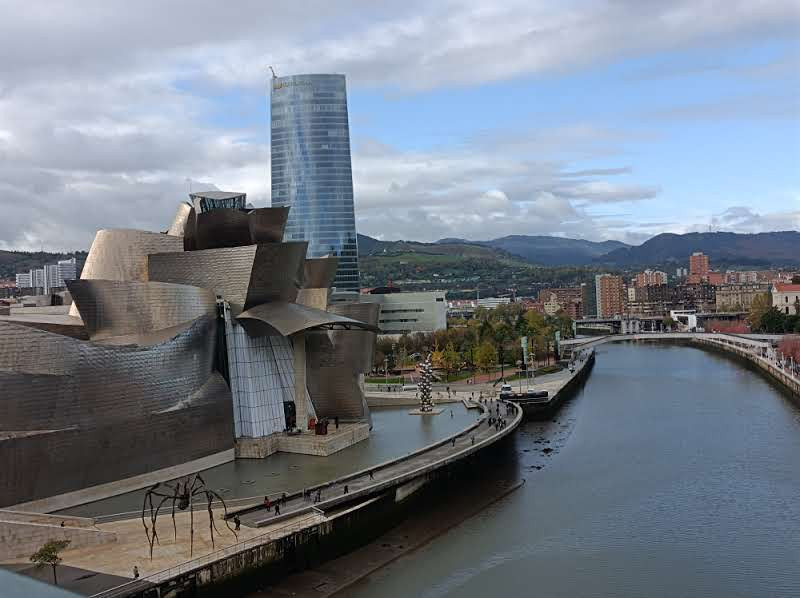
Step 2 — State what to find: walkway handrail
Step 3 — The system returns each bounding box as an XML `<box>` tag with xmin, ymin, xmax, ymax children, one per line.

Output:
<box><xmin>90</xmin><ymin>512</ymin><xmax>321</xmax><ymax>598</ymax></box>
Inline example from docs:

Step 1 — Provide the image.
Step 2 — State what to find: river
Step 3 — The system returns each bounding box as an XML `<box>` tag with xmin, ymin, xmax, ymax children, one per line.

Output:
<box><xmin>344</xmin><ymin>342</ymin><xmax>800</xmax><ymax>598</ymax></box>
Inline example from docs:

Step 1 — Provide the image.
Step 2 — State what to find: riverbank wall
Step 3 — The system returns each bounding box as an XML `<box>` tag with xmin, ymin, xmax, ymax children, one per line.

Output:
<box><xmin>692</xmin><ymin>337</ymin><xmax>800</xmax><ymax>403</ymax></box>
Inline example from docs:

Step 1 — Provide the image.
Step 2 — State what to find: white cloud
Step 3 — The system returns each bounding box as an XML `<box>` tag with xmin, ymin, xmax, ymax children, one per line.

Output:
<box><xmin>0</xmin><ymin>0</ymin><xmax>797</xmax><ymax>250</ymax></box>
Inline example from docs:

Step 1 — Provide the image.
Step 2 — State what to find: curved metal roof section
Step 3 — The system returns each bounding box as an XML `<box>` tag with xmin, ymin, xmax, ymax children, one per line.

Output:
<box><xmin>68</xmin><ymin>279</ymin><xmax>216</xmax><ymax>341</ymax></box>
<box><xmin>237</xmin><ymin>301</ymin><xmax>380</xmax><ymax>337</ymax></box>
<box><xmin>328</xmin><ymin>301</ymin><xmax>381</xmax><ymax>326</ymax></box>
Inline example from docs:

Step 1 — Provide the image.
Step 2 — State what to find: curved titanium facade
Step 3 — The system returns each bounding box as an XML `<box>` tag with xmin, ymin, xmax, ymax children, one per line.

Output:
<box><xmin>271</xmin><ymin>74</ymin><xmax>360</xmax><ymax>294</ymax></box>
<box><xmin>68</xmin><ymin>279</ymin><xmax>216</xmax><ymax>341</ymax></box>
<box><xmin>80</xmin><ymin>229</ymin><xmax>184</xmax><ymax>282</ymax></box>
<box><xmin>187</xmin><ymin>207</ymin><xmax>290</xmax><ymax>251</ymax></box>
<box><xmin>305</xmin><ymin>302</ymin><xmax>380</xmax><ymax>421</ymax></box>
<box><xmin>0</xmin><ymin>318</ymin><xmax>232</xmax><ymax>507</ymax></box>
<box><xmin>148</xmin><ymin>243</ymin><xmax>307</xmax><ymax>310</ymax></box>
<box><xmin>167</xmin><ymin>202</ymin><xmax>193</xmax><ymax>237</ymax></box>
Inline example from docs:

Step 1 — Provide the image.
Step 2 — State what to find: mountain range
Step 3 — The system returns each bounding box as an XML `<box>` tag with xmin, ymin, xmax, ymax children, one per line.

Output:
<box><xmin>358</xmin><ymin>230</ymin><xmax>800</xmax><ymax>268</ymax></box>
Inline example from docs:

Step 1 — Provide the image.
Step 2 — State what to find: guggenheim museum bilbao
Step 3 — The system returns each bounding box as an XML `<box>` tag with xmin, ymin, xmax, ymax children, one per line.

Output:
<box><xmin>0</xmin><ymin>191</ymin><xmax>379</xmax><ymax>508</ymax></box>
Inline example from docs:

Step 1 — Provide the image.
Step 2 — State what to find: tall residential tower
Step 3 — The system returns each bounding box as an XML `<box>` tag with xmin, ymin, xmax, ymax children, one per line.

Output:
<box><xmin>270</xmin><ymin>74</ymin><xmax>360</xmax><ymax>294</ymax></box>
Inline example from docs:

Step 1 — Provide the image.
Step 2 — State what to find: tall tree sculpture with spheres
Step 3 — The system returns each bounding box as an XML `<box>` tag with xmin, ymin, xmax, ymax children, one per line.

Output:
<box><xmin>419</xmin><ymin>354</ymin><xmax>435</xmax><ymax>412</ymax></box>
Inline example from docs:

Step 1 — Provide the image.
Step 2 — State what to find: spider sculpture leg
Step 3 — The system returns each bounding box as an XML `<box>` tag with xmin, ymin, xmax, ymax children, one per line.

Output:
<box><xmin>189</xmin><ymin>489</ymin><xmax>194</xmax><ymax>558</ymax></box>
<box><xmin>170</xmin><ymin>484</ymin><xmax>179</xmax><ymax>541</ymax></box>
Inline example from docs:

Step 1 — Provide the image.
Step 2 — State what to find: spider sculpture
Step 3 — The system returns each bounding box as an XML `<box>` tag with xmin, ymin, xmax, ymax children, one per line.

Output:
<box><xmin>140</xmin><ymin>474</ymin><xmax>237</xmax><ymax>559</ymax></box>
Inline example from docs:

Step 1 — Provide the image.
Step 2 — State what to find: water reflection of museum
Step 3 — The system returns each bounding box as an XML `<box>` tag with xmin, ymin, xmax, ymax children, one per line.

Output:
<box><xmin>0</xmin><ymin>191</ymin><xmax>379</xmax><ymax>509</ymax></box>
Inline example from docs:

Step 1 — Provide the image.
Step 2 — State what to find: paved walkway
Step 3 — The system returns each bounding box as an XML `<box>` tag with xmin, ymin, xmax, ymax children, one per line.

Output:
<box><xmin>238</xmin><ymin>398</ymin><xmax>520</xmax><ymax>528</ymax></box>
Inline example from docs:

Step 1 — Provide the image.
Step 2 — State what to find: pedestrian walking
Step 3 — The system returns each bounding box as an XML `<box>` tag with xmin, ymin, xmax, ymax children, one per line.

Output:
<box><xmin>344</xmin><ymin>484</ymin><xmax>349</xmax><ymax>494</ymax></box>
<box><xmin>264</xmin><ymin>496</ymin><xmax>271</xmax><ymax>509</ymax></box>
<box><xmin>369</xmin><ymin>471</ymin><xmax>374</xmax><ymax>480</ymax></box>
<box><xmin>133</xmin><ymin>566</ymin><xmax>139</xmax><ymax>579</ymax></box>
<box><xmin>234</xmin><ymin>515</ymin><xmax>241</xmax><ymax>531</ymax></box>
<box><xmin>450</xmin><ymin>409</ymin><xmax>454</xmax><ymax>418</ymax></box>
<box><xmin>335</xmin><ymin>415</ymin><xmax>340</xmax><ymax>430</ymax></box>
<box><xmin>275</xmin><ymin>503</ymin><xmax>280</xmax><ymax>516</ymax></box>
<box><xmin>471</xmin><ymin>436</ymin><xmax>475</xmax><ymax>445</ymax></box>
<box><xmin>452</xmin><ymin>438</ymin><xmax>456</xmax><ymax>447</ymax></box>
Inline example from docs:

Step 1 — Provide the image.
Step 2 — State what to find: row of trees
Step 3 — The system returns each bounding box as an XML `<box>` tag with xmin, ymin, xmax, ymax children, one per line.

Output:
<box><xmin>375</xmin><ymin>304</ymin><xmax>574</xmax><ymax>378</ymax></box>
<box><xmin>748</xmin><ymin>293</ymin><xmax>800</xmax><ymax>333</ymax></box>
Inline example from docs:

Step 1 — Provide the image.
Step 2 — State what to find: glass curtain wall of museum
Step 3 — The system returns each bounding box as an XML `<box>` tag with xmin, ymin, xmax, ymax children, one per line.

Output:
<box><xmin>270</xmin><ymin>74</ymin><xmax>360</xmax><ymax>294</ymax></box>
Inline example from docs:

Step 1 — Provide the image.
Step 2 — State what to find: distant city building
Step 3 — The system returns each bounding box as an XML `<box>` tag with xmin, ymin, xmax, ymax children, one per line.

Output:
<box><xmin>476</xmin><ymin>296</ymin><xmax>511</xmax><ymax>309</ymax></box>
<box><xmin>15</xmin><ymin>272</ymin><xmax>32</xmax><ymax>288</ymax></box>
<box><xmin>689</xmin><ymin>252</ymin><xmax>710</xmax><ymax>278</ymax></box>
<box><xmin>14</xmin><ymin>256</ymin><xmax>77</xmax><ymax>296</ymax></box>
<box><xmin>271</xmin><ymin>73</ymin><xmax>360</xmax><ymax>295</ymax></box>
<box><xmin>581</xmin><ymin>282</ymin><xmax>597</xmax><ymax>319</ymax></box>
<box><xmin>537</xmin><ymin>287</ymin><xmax>583</xmax><ymax>318</ymax></box>
<box><xmin>772</xmin><ymin>283</ymin><xmax>800</xmax><ymax>316</ymax></box>
<box><xmin>634</xmin><ymin>269</ymin><xmax>668</xmax><ymax>287</ymax></box>
<box><xmin>32</xmin><ymin>268</ymin><xmax>46</xmax><ymax>291</ymax></box>
<box><xmin>595</xmin><ymin>274</ymin><xmax>626</xmax><ymax>318</ymax></box>
<box><xmin>675</xmin><ymin>267</ymin><xmax>688</xmax><ymax>278</ymax></box>
<box><xmin>675</xmin><ymin>283</ymin><xmax>716</xmax><ymax>312</ymax></box>
<box><xmin>360</xmin><ymin>290</ymin><xmax>447</xmax><ymax>335</ymax></box>
<box><xmin>725</xmin><ymin>270</ymin><xmax>759</xmax><ymax>284</ymax></box>
<box><xmin>715</xmin><ymin>283</ymin><xmax>770</xmax><ymax>312</ymax></box>
<box><xmin>628</xmin><ymin>283</ymin><xmax>672</xmax><ymax>317</ymax></box>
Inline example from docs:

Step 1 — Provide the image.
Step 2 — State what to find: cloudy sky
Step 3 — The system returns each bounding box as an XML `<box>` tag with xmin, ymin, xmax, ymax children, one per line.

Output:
<box><xmin>0</xmin><ymin>0</ymin><xmax>798</xmax><ymax>251</ymax></box>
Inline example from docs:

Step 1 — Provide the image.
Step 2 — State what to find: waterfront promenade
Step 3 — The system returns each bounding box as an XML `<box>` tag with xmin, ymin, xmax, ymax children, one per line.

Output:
<box><xmin>14</xmin><ymin>398</ymin><xmax>521</xmax><ymax>596</ymax></box>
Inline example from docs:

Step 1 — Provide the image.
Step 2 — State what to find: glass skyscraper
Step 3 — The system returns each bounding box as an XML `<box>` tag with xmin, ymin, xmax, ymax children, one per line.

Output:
<box><xmin>270</xmin><ymin>74</ymin><xmax>360</xmax><ymax>294</ymax></box>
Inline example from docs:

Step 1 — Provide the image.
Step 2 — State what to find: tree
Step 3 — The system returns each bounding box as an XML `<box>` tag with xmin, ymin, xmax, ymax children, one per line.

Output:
<box><xmin>30</xmin><ymin>539</ymin><xmax>70</xmax><ymax>586</ymax></box>
<box><xmin>778</xmin><ymin>335</ymin><xmax>800</xmax><ymax>362</ymax></box>
<box><xmin>474</xmin><ymin>341</ymin><xmax>498</xmax><ymax>373</ymax></box>
<box><xmin>760</xmin><ymin>307</ymin><xmax>788</xmax><ymax>333</ymax></box>
<box><xmin>747</xmin><ymin>292</ymin><xmax>772</xmax><ymax>331</ymax></box>
<box><xmin>442</xmin><ymin>342</ymin><xmax>460</xmax><ymax>381</ymax></box>
<box><xmin>662</xmin><ymin>316</ymin><xmax>676</xmax><ymax>331</ymax></box>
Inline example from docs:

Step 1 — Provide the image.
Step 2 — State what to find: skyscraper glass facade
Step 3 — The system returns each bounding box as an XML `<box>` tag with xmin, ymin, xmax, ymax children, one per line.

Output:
<box><xmin>270</xmin><ymin>74</ymin><xmax>360</xmax><ymax>293</ymax></box>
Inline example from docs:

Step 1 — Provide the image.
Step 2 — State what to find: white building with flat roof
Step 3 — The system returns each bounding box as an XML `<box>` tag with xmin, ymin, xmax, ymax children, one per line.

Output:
<box><xmin>359</xmin><ymin>291</ymin><xmax>447</xmax><ymax>336</ymax></box>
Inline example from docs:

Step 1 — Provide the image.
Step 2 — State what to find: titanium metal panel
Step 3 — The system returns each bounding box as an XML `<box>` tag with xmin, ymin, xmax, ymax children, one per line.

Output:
<box><xmin>183</xmin><ymin>206</ymin><xmax>289</xmax><ymax>250</ymax></box>
<box><xmin>303</xmin><ymin>257</ymin><xmax>338</xmax><ymax>289</ymax></box>
<box><xmin>0</xmin><ymin>316</ymin><xmax>225</xmax><ymax>431</ymax></box>
<box><xmin>248</xmin><ymin>207</ymin><xmax>290</xmax><ymax>244</ymax></box>
<box><xmin>69</xmin><ymin>228</ymin><xmax>184</xmax><ymax>317</ymax></box>
<box><xmin>237</xmin><ymin>301</ymin><xmax>379</xmax><ymax>337</ymax></box>
<box><xmin>167</xmin><ymin>202</ymin><xmax>193</xmax><ymax>237</ymax></box>
<box><xmin>305</xmin><ymin>303</ymin><xmax>380</xmax><ymax>420</ymax></box>
<box><xmin>0</xmin><ymin>316</ymin><xmax>233</xmax><ymax>507</ymax></box>
<box><xmin>194</xmin><ymin>208</ymin><xmax>253</xmax><ymax>250</ymax></box>
<box><xmin>68</xmin><ymin>279</ymin><xmax>216</xmax><ymax>341</ymax></box>
<box><xmin>80</xmin><ymin>228</ymin><xmax>184</xmax><ymax>282</ymax></box>
<box><xmin>148</xmin><ymin>243</ymin><xmax>308</xmax><ymax>309</ymax></box>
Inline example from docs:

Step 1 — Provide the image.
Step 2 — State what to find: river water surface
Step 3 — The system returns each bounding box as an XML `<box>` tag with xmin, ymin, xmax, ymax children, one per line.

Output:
<box><xmin>345</xmin><ymin>343</ymin><xmax>800</xmax><ymax>598</ymax></box>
